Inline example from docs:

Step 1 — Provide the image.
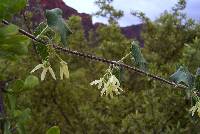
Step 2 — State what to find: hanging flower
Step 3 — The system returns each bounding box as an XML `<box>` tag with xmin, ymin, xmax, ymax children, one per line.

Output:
<box><xmin>90</xmin><ymin>67</ymin><xmax>123</xmax><ymax>98</ymax></box>
<box><xmin>60</xmin><ymin>60</ymin><xmax>69</xmax><ymax>80</ymax></box>
<box><xmin>101</xmin><ymin>75</ymin><xmax>123</xmax><ymax>98</ymax></box>
<box><xmin>90</xmin><ymin>78</ymin><xmax>104</xmax><ymax>89</ymax></box>
<box><xmin>189</xmin><ymin>100</ymin><xmax>200</xmax><ymax>117</ymax></box>
<box><xmin>31</xmin><ymin>61</ymin><xmax>56</xmax><ymax>81</ymax></box>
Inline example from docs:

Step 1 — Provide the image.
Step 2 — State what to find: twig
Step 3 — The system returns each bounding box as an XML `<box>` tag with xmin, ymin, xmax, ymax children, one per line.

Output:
<box><xmin>1</xmin><ymin>19</ymin><xmax>187</xmax><ymax>91</ymax></box>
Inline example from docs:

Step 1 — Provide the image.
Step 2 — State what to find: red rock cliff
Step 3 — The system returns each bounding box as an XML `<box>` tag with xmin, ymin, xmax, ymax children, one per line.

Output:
<box><xmin>28</xmin><ymin>0</ymin><xmax>142</xmax><ymax>40</ymax></box>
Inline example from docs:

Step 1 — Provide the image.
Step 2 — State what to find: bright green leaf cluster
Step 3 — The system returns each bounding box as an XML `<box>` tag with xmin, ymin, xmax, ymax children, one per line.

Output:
<box><xmin>0</xmin><ymin>0</ymin><xmax>26</xmax><ymax>20</ymax></box>
<box><xmin>5</xmin><ymin>94</ymin><xmax>31</xmax><ymax>134</ymax></box>
<box><xmin>9</xmin><ymin>75</ymin><xmax>39</xmax><ymax>93</ymax></box>
<box><xmin>0</xmin><ymin>24</ymin><xmax>30</xmax><ymax>60</ymax></box>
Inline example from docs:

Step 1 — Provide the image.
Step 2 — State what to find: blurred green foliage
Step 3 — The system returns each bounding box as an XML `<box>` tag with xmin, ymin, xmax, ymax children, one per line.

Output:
<box><xmin>0</xmin><ymin>0</ymin><xmax>26</xmax><ymax>20</ymax></box>
<box><xmin>0</xmin><ymin>24</ymin><xmax>30</xmax><ymax>60</ymax></box>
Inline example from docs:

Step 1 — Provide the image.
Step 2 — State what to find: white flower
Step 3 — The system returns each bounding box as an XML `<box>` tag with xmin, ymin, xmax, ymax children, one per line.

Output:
<box><xmin>90</xmin><ymin>78</ymin><xmax>104</xmax><ymax>89</ymax></box>
<box><xmin>189</xmin><ymin>101</ymin><xmax>200</xmax><ymax>117</ymax></box>
<box><xmin>60</xmin><ymin>60</ymin><xmax>69</xmax><ymax>80</ymax></box>
<box><xmin>102</xmin><ymin>75</ymin><xmax>123</xmax><ymax>98</ymax></box>
<box><xmin>90</xmin><ymin>74</ymin><xmax>123</xmax><ymax>98</ymax></box>
<box><xmin>31</xmin><ymin>61</ymin><xmax>56</xmax><ymax>81</ymax></box>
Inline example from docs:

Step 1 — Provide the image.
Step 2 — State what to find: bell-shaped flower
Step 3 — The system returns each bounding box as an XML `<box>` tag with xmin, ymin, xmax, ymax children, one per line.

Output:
<box><xmin>31</xmin><ymin>61</ymin><xmax>56</xmax><ymax>81</ymax></box>
<box><xmin>60</xmin><ymin>60</ymin><xmax>69</xmax><ymax>80</ymax></box>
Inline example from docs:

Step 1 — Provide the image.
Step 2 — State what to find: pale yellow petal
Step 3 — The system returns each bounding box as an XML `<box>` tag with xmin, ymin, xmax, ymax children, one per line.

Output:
<box><xmin>41</xmin><ymin>68</ymin><xmax>48</xmax><ymax>81</ymax></box>
<box><xmin>60</xmin><ymin>61</ymin><xmax>69</xmax><ymax>79</ymax></box>
<box><xmin>60</xmin><ymin>66</ymin><xmax>64</xmax><ymax>80</ymax></box>
<box><xmin>100</xmin><ymin>87</ymin><xmax>107</xmax><ymax>96</ymax></box>
<box><xmin>97</xmin><ymin>80</ymin><xmax>103</xmax><ymax>89</ymax></box>
<box><xmin>189</xmin><ymin>106</ymin><xmax>197</xmax><ymax>116</ymax></box>
<box><xmin>63</xmin><ymin>65</ymin><xmax>69</xmax><ymax>79</ymax></box>
<box><xmin>31</xmin><ymin>64</ymin><xmax>43</xmax><ymax>73</ymax></box>
<box><xmin>197</xmin><ymin>109</ymin><xmax>200</xmax><ymax>117</ymax></box>
<box><xmin>48</xmin><ymin>66</ymin><xmax>56</xmax><ymax>80</ymax></box>
<box><xmin>90</xmin><ymin>80</ymin><xmax>100</xmax><ymax>85</ymax></box>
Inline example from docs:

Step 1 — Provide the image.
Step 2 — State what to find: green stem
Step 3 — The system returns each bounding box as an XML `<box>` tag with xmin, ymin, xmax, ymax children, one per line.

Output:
<box><xmin>36</xmin><ymin>25</ymin><xmax>48</xmax><ymax>39</ymax></box>
<box><xmin>118</xmin><ymin>52</ymin><xmax>131</xmax><ymax>62</ymax></box>
<box><xmin>55</xmin><ymin>53</ymin><xmax>63</xmax><ymax>61</ymax></box>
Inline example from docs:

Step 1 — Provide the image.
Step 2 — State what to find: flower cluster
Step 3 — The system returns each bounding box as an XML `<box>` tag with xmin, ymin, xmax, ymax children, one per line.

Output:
<box><xmin>90</xmin><ymin>67</ymin><xmax>123</xmax><ymax>98</ymax></box>
<box><xmin>190</xmin><ymin>100</ymin><xmax>200</xmax><ymax>117</ymax></box>
<box><xmin>31</xmin><ymin>60</ymin><xmax>69</xmax><ymax>81</ymax></box>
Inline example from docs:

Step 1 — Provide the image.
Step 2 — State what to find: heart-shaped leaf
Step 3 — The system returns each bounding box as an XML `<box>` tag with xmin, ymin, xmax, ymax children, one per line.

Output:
<box><xmin>170</xmin><ymin>66</ymin><xmax>194</xmax><ymax>88</ymax></box>
<box><xmin>130</xmin><ymin>41</ymin><xmax>147</xmax><ymax>71</ymax></box>
<box><xmin>24</xmin><ymin>75</ymin><xmax>39</xmax><ymax>89</ymax></box>
<box><xmin>45</xmin><ymin>8</ymin><xmax>72</xmax><ymax>46</ymax></box>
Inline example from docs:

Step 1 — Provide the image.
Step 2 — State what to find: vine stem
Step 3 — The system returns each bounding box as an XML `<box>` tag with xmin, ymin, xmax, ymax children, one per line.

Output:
<box><xmin>1</xmin><ymin>19</ymin><xmax>188</xmax><ymax>91</ymax></box>
<box><xmin>118</xmin><ymin>52</ymin><xmax>131</xmax><ymax>62</ymax></box>
<box><xmin>36</xmin><ymin>25</ymin><xmax>48</xmax><ymax>39</ymax></box>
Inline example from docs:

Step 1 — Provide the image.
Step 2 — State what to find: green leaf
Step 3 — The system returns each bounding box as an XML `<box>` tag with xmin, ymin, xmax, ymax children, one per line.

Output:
<box><xmin>170</xmin><ymin>66</ymin><xmax>194</xmax><ymax>88</ymax></box>
<box><xmin>24</xmin><ymin>75</ymin><xmax>39</xmax><ymax>89</ymax></box>
<box><xmin>3</xmin><ymin>121</ymin><xmax>12</xmax><ymax>134</ymax></box>
<box><xmin>10</xmin><ymin>80</ymin><xmax>24</xmax><ymax>91</ymax></box>
<box><xmin>14</xmin><ymin>108</ymin><xmax>31</xmax><ymax>123</ymax></box>
<box><xmin>16</xmin><ymin>123</ymin><xmax>26</xmax><ymax>134</ymax></box>
<box><xmin>46</xmin><ymin>126</ymin><xmax>60</xmax><ymax>134</ymax></box>
<box><xmin>13</xmin><ymin>108</ymin><xmax>31</xmax><ymax>134</ymax></box>
<box><xmin>130</xmin><ymin>41</ymin><xmax>148</xmax><ymax>71</ymax></box>
<box><xmin>45</xmin><ymin>8</ymin><xmax>72</xmax><ymax>46</ymax></box>
<box><xmin>15</xmin><ymin>109</ymin><xmax>31</xmax><ymax>134</ymax></box>
<box><xmin>7</xmin><ymin>94</ymin><xmax>16</xmax><ymax>113</ymax></box>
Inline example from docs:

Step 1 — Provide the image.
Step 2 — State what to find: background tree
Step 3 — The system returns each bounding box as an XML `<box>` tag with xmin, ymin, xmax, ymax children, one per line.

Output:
<box><xmin>94</xmin><ymin>0</ymin><xmax>124</xmax><ymax>24</ymax></box>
